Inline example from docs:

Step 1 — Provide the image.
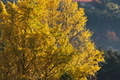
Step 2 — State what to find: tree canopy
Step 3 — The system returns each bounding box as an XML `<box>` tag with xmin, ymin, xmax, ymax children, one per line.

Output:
<box><xmin>0</xmin><ymin>0</ymin><xmax>104</xmax><ymax>80</ymax></box>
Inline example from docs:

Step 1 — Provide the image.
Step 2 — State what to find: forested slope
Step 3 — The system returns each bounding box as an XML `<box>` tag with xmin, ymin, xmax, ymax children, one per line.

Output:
<box><xmin>79</xmin><ymin>0</ymin><xmax>120</xmax><ymax>50</ymax></box>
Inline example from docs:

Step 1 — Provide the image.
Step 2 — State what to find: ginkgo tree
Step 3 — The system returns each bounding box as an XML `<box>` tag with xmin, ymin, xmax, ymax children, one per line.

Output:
<box><xmin>0</xmin><ymin>0</ymin><xmax>104</xmax><ymax>80</ymax></box>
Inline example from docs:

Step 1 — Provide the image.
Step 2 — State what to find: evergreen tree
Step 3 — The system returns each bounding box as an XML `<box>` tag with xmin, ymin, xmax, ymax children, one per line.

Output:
<box><xmin>97</xmin><ymin>50</ymin><xmax>120</xmax><ymax>80</ymax></box>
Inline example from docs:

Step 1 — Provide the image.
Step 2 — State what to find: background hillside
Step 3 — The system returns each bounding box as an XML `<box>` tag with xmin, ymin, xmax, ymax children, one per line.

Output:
<box><xmin>79</xmin><ymin>0</ymin><xmax>120</xmax><ymax>50</ymax></box>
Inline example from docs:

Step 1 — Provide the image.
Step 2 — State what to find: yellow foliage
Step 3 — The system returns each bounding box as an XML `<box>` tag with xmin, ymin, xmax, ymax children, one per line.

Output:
<box><xmin>0</xmin><ymin>0</ymin><xmax>104</xmax><ymax>80</ymax></box>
